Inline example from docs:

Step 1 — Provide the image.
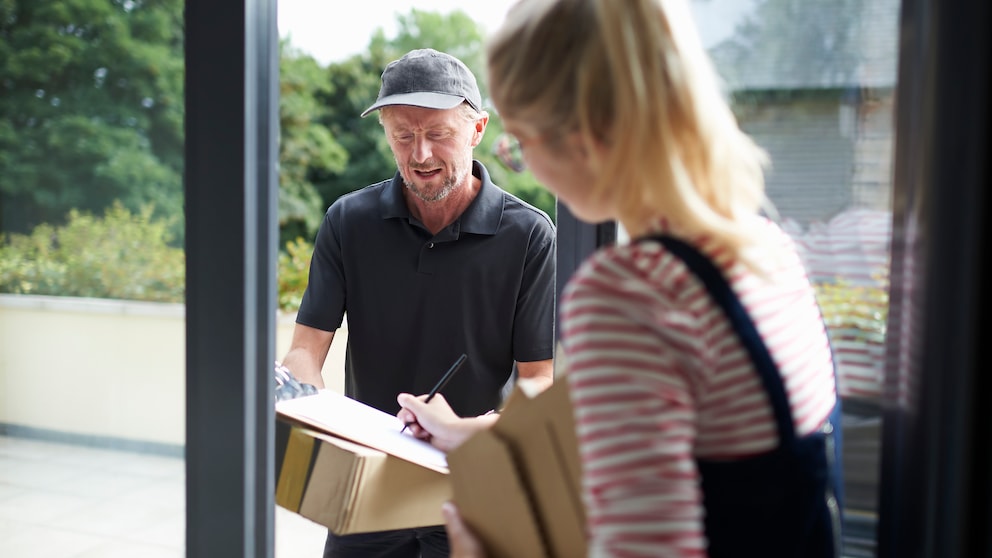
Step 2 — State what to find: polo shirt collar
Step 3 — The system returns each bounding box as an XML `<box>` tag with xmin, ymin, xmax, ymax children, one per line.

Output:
<box><xmin>378</xmin><ymin>160</ymin><xmax>504</xmax><ymax>236</ymax></box>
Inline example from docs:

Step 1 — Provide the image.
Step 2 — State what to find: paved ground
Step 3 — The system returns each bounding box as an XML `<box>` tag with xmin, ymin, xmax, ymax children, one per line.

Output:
<box><xmin>0</xmin><ymin>435</ymin><xmax>327</xmax><ymax>558</ymax></box>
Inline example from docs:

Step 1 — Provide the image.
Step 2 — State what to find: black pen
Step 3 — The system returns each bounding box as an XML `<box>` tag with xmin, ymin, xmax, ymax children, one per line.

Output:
<box><xmin>400</xmin><ymin>353</ymin><xmax>468</xmax><ymax>433</ymax></box>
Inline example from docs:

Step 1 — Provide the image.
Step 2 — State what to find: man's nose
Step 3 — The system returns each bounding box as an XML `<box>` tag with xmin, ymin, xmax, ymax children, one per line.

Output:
<box><xmin>412</xmin><ymin>136</ymin><xmax>434</xmax><ymax>162</ymax></box>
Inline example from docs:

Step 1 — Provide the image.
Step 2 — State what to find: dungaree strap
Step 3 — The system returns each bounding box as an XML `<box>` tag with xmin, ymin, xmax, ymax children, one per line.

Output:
<box><xmin>642</xmin><ymin>235</ymin><xmax>844</xmax><ymax>558</ymax></box>
<box><xmin>649</xmin><ymin>235</ymin><xmax>797</xmax><ymax>443</ymax></box>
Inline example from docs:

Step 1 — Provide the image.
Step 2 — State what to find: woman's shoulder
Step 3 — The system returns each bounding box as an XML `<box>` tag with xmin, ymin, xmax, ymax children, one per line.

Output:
<box><xmin>566</xmin><ymin>239</ymin><xmax>699</xmax><ymax>305</ymax></box>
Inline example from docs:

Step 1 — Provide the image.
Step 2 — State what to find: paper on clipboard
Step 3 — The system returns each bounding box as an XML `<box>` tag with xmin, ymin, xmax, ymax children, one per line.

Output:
<box><xmin>276</xmin><ymin>390</ymin><xmax>449</xmax><ymax>473</ymax></box>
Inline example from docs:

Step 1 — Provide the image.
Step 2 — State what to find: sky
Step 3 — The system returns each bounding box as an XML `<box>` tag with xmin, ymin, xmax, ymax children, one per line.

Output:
<box><xmin>277</xmin><ymin>0</ymin><xmax>755</xmax><ymax>66</ymax></box>
<box><xmin>277</xmin><ymin>0</ymin><xmax>517</xmax><ymax>65</ymax></box>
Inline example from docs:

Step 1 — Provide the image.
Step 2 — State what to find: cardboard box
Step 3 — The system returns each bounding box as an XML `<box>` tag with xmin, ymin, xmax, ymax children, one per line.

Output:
<box><xmin>447</xmin><ymin>380</ymin><xmax>587</xmax><ymax>558</ymax></box>
<box><xmin>275</xmin><ymin>391</ymin><xmax>451</xmax><ymax>534</ymax></box>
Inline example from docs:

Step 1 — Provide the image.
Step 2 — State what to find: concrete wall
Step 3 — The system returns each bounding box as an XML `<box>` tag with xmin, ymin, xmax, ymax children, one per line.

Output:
<box><xmin>0</xmin><ymin>294</ymin><xmax>345</xmax><ymax>449</ymax></box>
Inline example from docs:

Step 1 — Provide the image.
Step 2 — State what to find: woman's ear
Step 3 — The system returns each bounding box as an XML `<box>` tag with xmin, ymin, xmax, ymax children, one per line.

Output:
<box><xmin>563</xmin><ymin>131</ymin><xmax>598</xmax><ymax>164</ymax></box>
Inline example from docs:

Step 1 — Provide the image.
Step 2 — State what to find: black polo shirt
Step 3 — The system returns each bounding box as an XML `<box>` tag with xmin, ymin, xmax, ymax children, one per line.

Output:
<box><xmin>296</xmin><ymin>161</ymin><xmax>557</xmax><ymax>417</ymax></box>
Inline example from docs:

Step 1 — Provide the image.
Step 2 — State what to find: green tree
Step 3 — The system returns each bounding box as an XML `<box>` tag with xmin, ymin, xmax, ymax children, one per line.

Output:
<box><xmin>0</xmin><ymin>0</ymin><xmax>184</xmax><ymax>238</ymax></box>
<box><xmin>279</xmin><ymin>39</ymin><xmax>348</xmax><ymax>246</ymax></box>
<box><xmin>308</xmin><ymin>44</ymin><xmax>397</xmax><ymax>210</ymax></box>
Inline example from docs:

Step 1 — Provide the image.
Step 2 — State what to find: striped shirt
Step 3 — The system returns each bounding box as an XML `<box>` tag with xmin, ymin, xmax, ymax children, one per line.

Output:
<box><xmin>560</xmin><ymin>219</ymin><xmax>837</xmax><ymax>557</ymax></box>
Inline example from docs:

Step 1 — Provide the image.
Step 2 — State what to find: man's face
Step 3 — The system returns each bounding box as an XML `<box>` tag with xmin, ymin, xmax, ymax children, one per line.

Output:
<box><xmin>382</xmin><ymin>105</ymin><xmax>485</xmax><ymax>203</ymax></box>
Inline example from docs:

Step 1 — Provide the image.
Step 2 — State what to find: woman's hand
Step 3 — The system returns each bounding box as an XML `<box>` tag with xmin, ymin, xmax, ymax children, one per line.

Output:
<box><xmin>396</xmin><ymin>393</ymin><xmax>497</xmax><ymax>452</ymax></box>
<box><xmin>443</xmin><ymin>502</ymin><xmax>488</xmax><ymax>558</ymax></box>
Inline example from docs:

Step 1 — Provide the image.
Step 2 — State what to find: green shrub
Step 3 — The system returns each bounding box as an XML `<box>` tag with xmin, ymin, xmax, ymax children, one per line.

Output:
<box><xmin>0</xmin><ymin>202</ymin><xmax>185</xmax><ymax>302</ymax></box>
<box><xmin>277</xmin><ymin>236</ymin><xmax>312</xmax><ymax>312</ymax></box>
<box><xmin>0</xmin><ymin>203</ymin><xmax>314</xmax><ymax>311</ymax></box>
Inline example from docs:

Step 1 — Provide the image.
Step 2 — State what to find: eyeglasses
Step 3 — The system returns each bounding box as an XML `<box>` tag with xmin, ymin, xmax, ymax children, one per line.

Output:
<box><xmin>493</xmin><ymin>132</ymin><xmax>526</xmax><ymax>172</ymax></box>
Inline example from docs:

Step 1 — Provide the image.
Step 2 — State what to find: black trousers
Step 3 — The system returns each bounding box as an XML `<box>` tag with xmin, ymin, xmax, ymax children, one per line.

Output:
<box><xmin>323</xmin><ymin>526</ymin><xmax>449</xmax><ymax>558</ymax></box>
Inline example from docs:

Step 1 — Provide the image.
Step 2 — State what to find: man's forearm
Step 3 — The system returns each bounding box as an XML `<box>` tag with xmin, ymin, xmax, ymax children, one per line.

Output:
<box><xmin>515</xmin><ymin>358</ymin><xmax>555</xmax><ymax>394</ymax></box>
<box><xmin>280</xmin><ymin>324</ymin><xmax>336</xmax><ymax>390</ymax></box>
<box><xmin>280</xmin><ymin>348</ymin><xmax>327</xmax><ymax>390</ymax></box>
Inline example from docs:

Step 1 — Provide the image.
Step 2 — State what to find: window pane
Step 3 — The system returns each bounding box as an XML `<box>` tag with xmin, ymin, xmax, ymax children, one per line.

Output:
<box><xmin>0</xmin><ymin>2</ymin><xmax>186</xmax><ymax>556</ymax></box>
<box><xmin>698</xmin><ymin>0</ymin><xmax>900</xmax><ymax>555</ymax></box>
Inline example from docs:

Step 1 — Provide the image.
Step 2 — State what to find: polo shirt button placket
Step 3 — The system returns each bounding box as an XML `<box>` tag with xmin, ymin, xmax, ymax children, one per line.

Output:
<box><xmin>418</xmin><ymin>241</ymin><xmax>437</xmax><ymax>274</ymax></box>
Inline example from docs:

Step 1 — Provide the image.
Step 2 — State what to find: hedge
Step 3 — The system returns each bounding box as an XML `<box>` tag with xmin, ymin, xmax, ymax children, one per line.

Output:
<box><xmin>0</xmin><ymin>202</ymin><xmax>311</xmax><ymax>311</ymax></box>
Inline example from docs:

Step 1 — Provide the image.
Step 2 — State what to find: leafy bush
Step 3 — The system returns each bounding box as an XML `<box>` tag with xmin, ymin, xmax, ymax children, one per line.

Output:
<box><xmin>277</xmin><ymin>237</ymin><xmax>313</xmax><ymax>312</ymax></box>
<box><xmin>0</xmin><ymin>202</ymin><xmax>313</xmax><ymax>311</ymax></box>
<box><xmin>0</xmin><ymin>202</ymin><xmax>184</xmax><ymax>302</ymax></box>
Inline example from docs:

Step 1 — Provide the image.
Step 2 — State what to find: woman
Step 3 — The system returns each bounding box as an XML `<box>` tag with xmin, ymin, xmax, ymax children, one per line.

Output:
<box><xmin>397</xmin><ymin>0</ymin><xmax>843</xmax><ymax>556</ymax></box>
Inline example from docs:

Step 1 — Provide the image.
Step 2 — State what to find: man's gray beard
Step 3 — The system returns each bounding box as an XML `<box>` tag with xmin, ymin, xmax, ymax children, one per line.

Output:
<box><xmin>404</xmin><ymin>176</ymin><xmax>457</xmax><ymax>203</ymax></box>
<box><xmin>401</xmin><ymin>159</ymin><xmax>469</xmax><ymax>203</ymax></box>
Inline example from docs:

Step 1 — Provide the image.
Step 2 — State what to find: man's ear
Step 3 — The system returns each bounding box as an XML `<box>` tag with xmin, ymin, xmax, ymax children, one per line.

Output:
<box><xmin>471</xmin><ymin>113</ymin><xmax>490</xmax><ymax>147</ymax></box>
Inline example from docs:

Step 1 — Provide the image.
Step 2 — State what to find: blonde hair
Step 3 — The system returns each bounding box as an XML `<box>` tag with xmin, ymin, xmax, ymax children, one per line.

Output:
<box><xmin>487</xmin><ymin>0</ymin><xmax>776</xmax><ymax>267</ymax></box>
